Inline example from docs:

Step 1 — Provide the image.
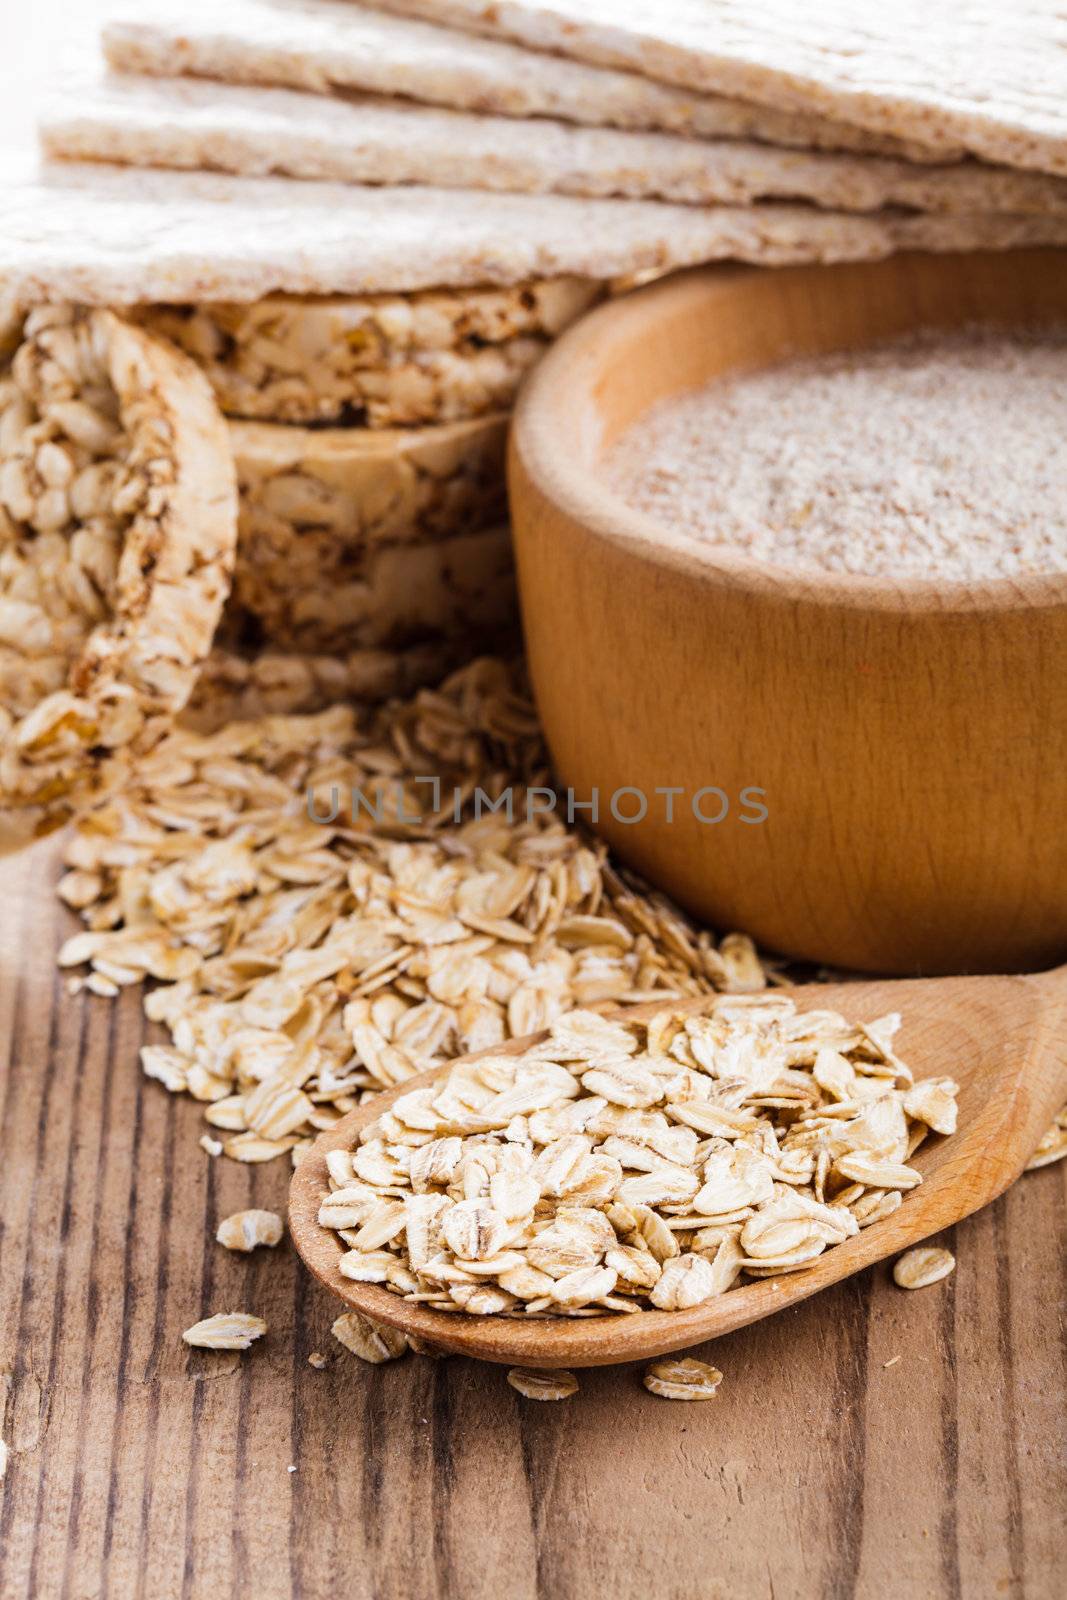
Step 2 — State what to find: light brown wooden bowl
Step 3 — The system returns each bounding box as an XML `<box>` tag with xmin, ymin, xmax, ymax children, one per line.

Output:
<box><xmin>508</xmin><ymin>250</ymin><xmax>1067</xmax><ymax>976</ymax></box>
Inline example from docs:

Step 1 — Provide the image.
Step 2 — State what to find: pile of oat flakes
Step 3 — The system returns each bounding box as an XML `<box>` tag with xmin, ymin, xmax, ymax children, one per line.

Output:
<box><xmin>53</xmin><ymin>652</ymin><xmax>785</xmax><ymax>1399</ymax></box>
<box><xmin>58</xmin><ymin>657</ymin><xmax>765</xmax><ymax>1152</ymax></box>
<box><xmin>49</xmin><ymin>655</ymin><xmax>1067</xmax><ymax>1401</ymax></box>
<box><xmin>306</xmin><ymin>987</ymin><xmax>965</xmax><ymax>1399</ymax></box>
<box><xmin>314</xmin><ymin>991</ymin><xmax>958</xmax><ymax>1322</ymax></box>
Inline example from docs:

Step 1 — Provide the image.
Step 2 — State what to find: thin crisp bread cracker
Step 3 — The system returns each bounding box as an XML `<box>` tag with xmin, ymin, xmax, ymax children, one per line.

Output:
<box><xmin>8</xmin><ymin>156</ymin><xmax>1067</xmax><ymax>306</ymax></box>
<box><xmin>368</xmin><ymin>0</ymin><xmax>1067</xmax><ymax>177</ymax></box>
<box><xmin>41</xmin><ymin>72</ymin><xmax>1067</xmax><ymax>219</ymax></box>
<box><xmin>101</xmin><ymin>0</ymin><xmax>949</xmax><ymax>164</ymax></box>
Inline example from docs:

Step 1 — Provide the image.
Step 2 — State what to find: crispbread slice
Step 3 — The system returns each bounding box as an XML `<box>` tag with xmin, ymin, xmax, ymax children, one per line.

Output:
<box><xmin>129</xmin><ymin>279</ymin><xmax>601</xmax><ymax>425</ymax></box>
<box><xmin>366</xmin><ymin>0</ymin><xmax>1067</xmax><ymax>177</ymax></box>
<box><xmin>0</xmin><ymin>306</ymin><xmax>237</xmax><ymax>852</ymax></box>
<box><xmin>8</xmin><ymin>157</ymin><xmax>1067</xmax><ymax>306</ymax></box>
<box><xmin>101</xmin><ymin>0</ymin><xmax>947</xmax><ymax>164</ymax></box>
<box><xmin>41</xmin><ymin>71</ymin><xmax>1067</xmax><ymax>220</ymax></box>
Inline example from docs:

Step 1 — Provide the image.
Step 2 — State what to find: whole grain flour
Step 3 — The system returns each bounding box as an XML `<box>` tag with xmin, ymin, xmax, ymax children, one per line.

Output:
<box><xmin>605</xmin><ymin>329</ymin><xmax>1067</xmax><ymax>582</ymax></box>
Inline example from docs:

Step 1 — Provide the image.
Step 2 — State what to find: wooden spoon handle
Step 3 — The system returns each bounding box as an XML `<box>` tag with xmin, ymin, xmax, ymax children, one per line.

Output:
<box><xmin>1034</xmin><ymin>962</ymin><xmax>1067</xmax><ymax>1101</ymax></box>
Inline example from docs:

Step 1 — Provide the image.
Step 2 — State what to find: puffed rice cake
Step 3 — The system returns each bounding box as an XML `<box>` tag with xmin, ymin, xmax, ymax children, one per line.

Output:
<box><xmin>130</xmin><ymin>279</ymin><xmax>601</xmax><ymax>425</ymax></box>
<box><xmin>0</xmin><ymin>303</ymin><xmax>236</xmax><ymax>852</ymax></box>
<box><xmin>226</xmin><ymin>415</ymin><xmax>512</xmax><ymax>653</ymax></box>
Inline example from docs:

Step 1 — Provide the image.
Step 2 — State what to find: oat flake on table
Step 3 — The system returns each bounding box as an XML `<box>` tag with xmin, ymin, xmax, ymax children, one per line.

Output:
<box><xmin>644</xmin><ymin>1358</ymin><xmax>723</xmax><ymax>1400</ymax></box>
<box><xmin>216</xmin><ymin>1209</ymin><xmax>284</xmax><ymax>1251</ymax></box>
<box><xmin>182</xmin><ymin>1312</ymin><xmax>267</xmax><ymax>1350</ymax></box>
<box><xmin>892</xmin><ymin>1246</ymin><xmax>956</xmax><ymax>1290</ymax></box>
<box><xmin>507</xmin><ymin>1367</ymin><xmax>579</xmax><ymax>1400</ymax></box>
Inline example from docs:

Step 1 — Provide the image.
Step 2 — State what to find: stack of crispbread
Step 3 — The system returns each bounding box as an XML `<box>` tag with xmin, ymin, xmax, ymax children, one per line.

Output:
<box><xmin>6</xmin><ymin>0</ymin><xmax>1067</xmax><ymax>731</ymax></box>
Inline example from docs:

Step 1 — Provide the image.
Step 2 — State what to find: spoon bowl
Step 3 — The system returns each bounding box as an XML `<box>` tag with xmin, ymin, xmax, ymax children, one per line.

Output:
<box><xmin>289</xmin><ymin>966</ymin><xmax>1067</xmax><ymax>1367</ymax></box>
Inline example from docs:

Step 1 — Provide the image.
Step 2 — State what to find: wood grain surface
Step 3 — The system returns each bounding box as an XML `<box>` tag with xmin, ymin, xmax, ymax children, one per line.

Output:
<box><xmin>2</xmin><ymin>840</ymin><xmax>1065</xmax><ymax>1600</ymax></box>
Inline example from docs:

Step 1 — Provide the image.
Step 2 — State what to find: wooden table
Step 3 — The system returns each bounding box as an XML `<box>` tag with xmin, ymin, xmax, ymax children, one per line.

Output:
<box><xmin>1</xmin><ymin>840</ymin><xmax>1064</xmax><ymax>1600</ymax></box>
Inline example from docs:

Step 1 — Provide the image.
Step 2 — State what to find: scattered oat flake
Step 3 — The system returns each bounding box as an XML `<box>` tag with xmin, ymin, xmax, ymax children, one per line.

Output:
<box><xmin>308</xmin><ymin>1351</ymin><xmax>328</xmax><ymax>1369</ymax></box>
<box><xmin>1026</xmin><ymin>1106</ymin><xmax>1067</xmax><ymax>1171</ymax></box>
<box><xmin>506</xmin><ymin>1368</ymin><xmax>579</xmax><ymax>1400</ymax></box>
<box><xmin>331</xmin><ymin>1311</ymin><xmax>408</xmax><ymax>1364</ymax></box>
<box><xmin>199</xmin><ymin>1135</ymin><xmax>223</xmax><ymax>1158</ymax></box>
<box><xmin>643</xmin><ymin>1358</ymin><xmax>724</xmax><ymax>1401</ymax></box>
<box><xmin>216</xmin><ymin>1209</ymin><xmax>284</xmax><ymax>1252</ymax></box>
<box><xmin>893</xmin><ymin>1247</ymin><xmax>956</xmax><ymax>1290</ymax></box>
<box><xmin>883</xmin><ymin>1355</ymin><xmax>902</xmax><ymax>1368</ymax></box>
<box><xmin>407</xmin><ymin>1336</ymin><xmax>445</xmax><ymax>1357</ymax></box>
<box><xmin>182</xmin><ymin>1312</ymin><xmax>267</xmax><ymax>1350</ymax></box>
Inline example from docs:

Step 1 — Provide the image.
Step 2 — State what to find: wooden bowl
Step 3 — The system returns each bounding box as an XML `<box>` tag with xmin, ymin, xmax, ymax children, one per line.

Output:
<box><xmin>508</xmin><ymin>251</ymin><xmax>1067</xmax><ymax>976</ymax></box>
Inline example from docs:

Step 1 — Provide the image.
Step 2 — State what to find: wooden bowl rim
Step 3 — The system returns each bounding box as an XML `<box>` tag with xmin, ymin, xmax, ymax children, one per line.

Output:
<box><xmin>511</xmin><ymin>251</ymin><xmax>1067</xmax><ymax>616</ymax></box>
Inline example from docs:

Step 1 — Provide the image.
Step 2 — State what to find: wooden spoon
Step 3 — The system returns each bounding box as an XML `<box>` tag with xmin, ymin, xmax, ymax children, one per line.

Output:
<box><xmin>289</xmin><ymin>968</ymin><xmax>1067</xmax><ymax>1368</ymax></box>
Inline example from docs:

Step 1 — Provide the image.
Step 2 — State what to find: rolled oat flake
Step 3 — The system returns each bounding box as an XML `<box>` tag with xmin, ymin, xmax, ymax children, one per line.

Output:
<box><xmin>507</xmin><ymin>1368</ymin><xmax>580</xmax><ymax>1401</ymax></box>
<box><xmin>893</xmin><ymin>1246</ymin><xmax>956</xmax><ymax>1290</ymax></box>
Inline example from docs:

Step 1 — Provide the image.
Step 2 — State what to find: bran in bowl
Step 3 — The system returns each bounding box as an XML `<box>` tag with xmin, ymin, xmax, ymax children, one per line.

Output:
<box><xmin>605</xmin><ymin>328</ymin><xmax>1067</xmax><ymax>581</ymax></box>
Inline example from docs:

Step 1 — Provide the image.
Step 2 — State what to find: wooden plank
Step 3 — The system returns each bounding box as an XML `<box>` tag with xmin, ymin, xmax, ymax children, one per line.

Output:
<box><xmin>1</xmin><ymin>845</ymin><xmax>1064</xmax><ymax>1600</ymax></box>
